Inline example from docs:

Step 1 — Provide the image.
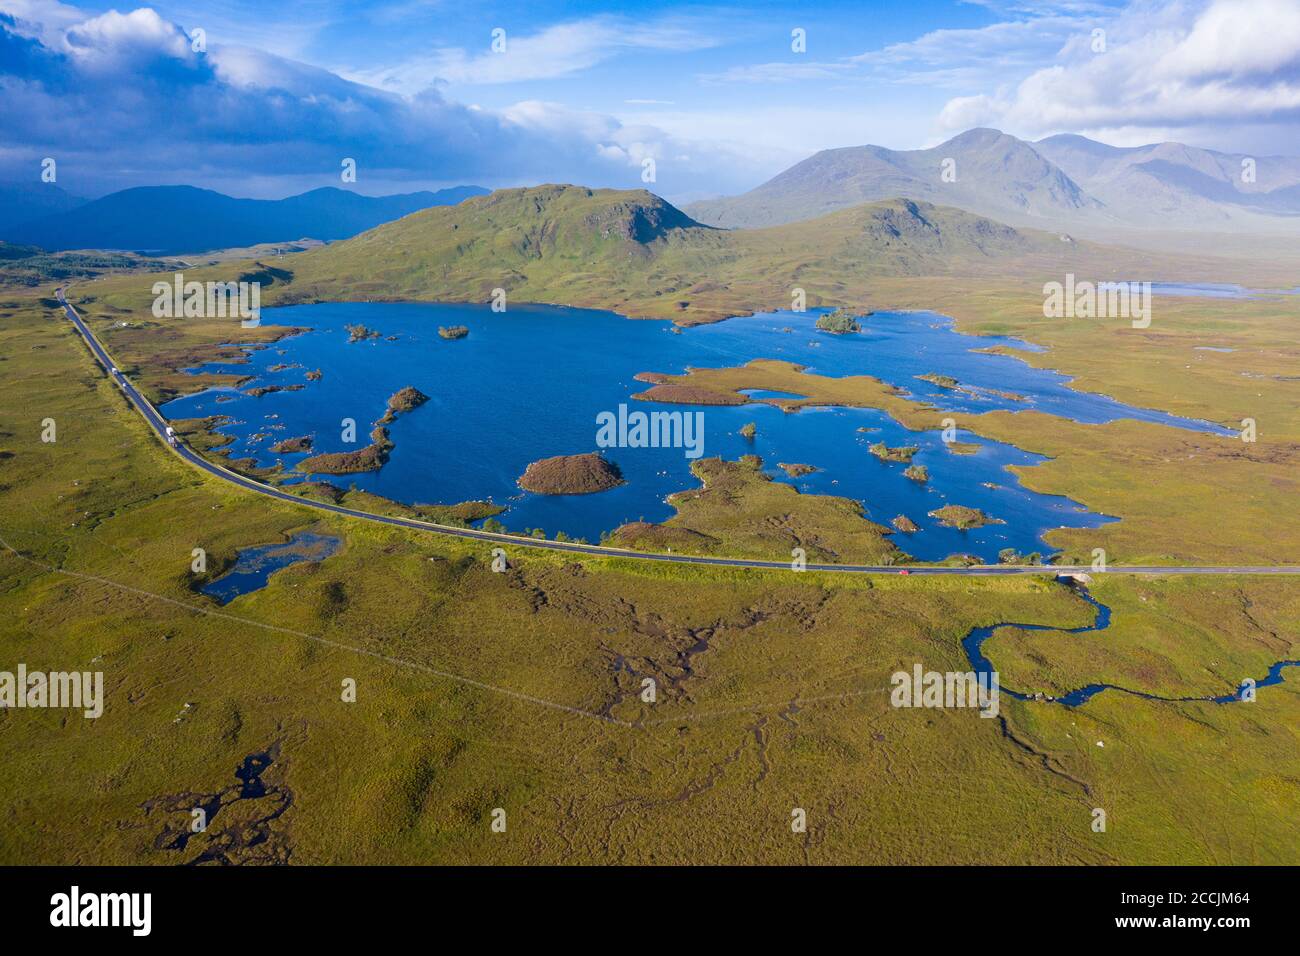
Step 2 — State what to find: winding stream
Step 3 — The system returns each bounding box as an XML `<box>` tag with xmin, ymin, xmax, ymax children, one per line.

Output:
<box><xmin>966</xmin><ymin>579</ymin><xmax>1299</xmax><ymax>707</ymax></box>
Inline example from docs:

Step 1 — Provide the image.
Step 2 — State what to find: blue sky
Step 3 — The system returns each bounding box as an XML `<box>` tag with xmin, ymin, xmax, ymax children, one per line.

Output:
<box><xmin>2</xmin><ymin>0</ymin><xmax>1298</xmax><ymax>201</ymax></box>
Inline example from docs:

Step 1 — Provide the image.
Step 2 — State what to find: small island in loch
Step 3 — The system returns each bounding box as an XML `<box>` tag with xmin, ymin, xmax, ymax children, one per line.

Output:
<box><xmin>815</xmin><ymin>308</ymin><xmax>862</xmax><ymax>334</ymax></box>
<box><xmin>518</xmin><ymin>452</ymin><xmax>625</xmax><ymax>495</ymax></box>
<box><xmin>377</xmin><ymin>385</ymin><xmax>430</xmax><ymax>424</ymax></box>
<box><xmin>903</xmin><ymin>464</ymin><xmax>929</xmax><ymax>483</ymax></box>
<box><xmin>917</xmin><ymin>372</ymin><xmax>959</xmax><ymax>389</ymax></box>
<box><xmin>245</xmin><ymin>383</ymin><xmax>305</xmax><ymax>398</ymax></box>
<box><xmin>917</xmin><ymin>372</ymin><xmax>1026</xmax><ymax>402</ymax></box>
<box><xmin>870</xmin><ymin>442</ymin><xmax>918</xmax><ymax>463</ymax></box>
<box><xmin>298</xmin><ymin>426</ymin><xmax>394</xmax><ymax>474</ymax></box>
<box><xmin>778</xmin><ymin>462</ymin><xmax>817</xmax><ymax>477</ymax></box>
<box><xmin>928</xmin><ymin>504</ymin><xmax>1004</xmax><ymax>530</ymax></box>
<box><xmin>271</xmin><ymin>435</ymin><xmax>313</xmax><ymax>454</ymax></box>
<box><xmin>346</xmin><ymin>323</ymin><xmax>381</xmax><ymax>343</ymax></box>
<box><xmin>438</xmin><ymin>325</ymin><xmax>469</xmax><ymax>340</ymax></box>
<box><xmin>891</xmin><ymin>514</ymin><xmax>920</xmax><ymax>533</ymax></box>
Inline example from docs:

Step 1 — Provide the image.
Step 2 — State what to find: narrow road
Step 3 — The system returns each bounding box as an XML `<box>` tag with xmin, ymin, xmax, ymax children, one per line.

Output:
<box><xmin>54</xmin><ymin>288</ymin><xmax>1300</xmax><ymax>577</ymax></box>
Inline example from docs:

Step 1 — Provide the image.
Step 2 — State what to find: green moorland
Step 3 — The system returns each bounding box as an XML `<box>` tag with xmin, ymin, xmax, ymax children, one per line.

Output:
<box><xmin>0</xmin><ymin>242</ymin><xmax>179</xmax><ymax>287</ymax></box>
<box><xmin>1</xmin><ymin>290</ymin><xmax>1298</xmax><ymax>864</ymax></box>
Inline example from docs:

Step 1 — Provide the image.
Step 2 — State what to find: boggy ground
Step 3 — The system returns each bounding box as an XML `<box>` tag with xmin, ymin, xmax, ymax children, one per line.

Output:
<box><xmin>610</xmin><ymin>456</ymin><xmax>902</xmax><ymax>565</ymax></box>
<box><xmin>634</xmin><ymin>356</ymin><xmax>1300</xmax><ymax>566</ymax></box>
<box><xmin>1</xmin><ymin>289</ymin><xmax>1297</xmax><ymax>864</ymax></box>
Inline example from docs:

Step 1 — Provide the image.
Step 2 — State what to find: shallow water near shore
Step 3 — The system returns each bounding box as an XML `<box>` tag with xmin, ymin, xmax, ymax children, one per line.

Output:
<box><xmin>201</xmin><ymin>531</ymin><xmax>341</xmax><ymax>604</ymax></box>
<box><xmin>1150</xmin><ymin>281</ymin><xmax>1300</xmax><ymax>299</ymax></box>
<box><xmin>162</xmin><ymin>304</ymin><xmax>1231</xmax><ymax>561</ymax></box>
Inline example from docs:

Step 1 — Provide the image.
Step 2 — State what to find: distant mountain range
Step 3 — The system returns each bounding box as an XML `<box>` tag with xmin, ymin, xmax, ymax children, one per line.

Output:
<box><xmin>0</xmin><ymin>183</ymin><xmax>86</xmax><ymax>232</ymax></box>
<box><xmin>1</xmin><ymin>184</ymin><xmax>489</xmax><ymax>254</ymax></box>
<box><xmin>686</xmin><ymin>128</ymin><xmax>1300</xmax><ymax>238</ymax></box>
<box><xmin>1032</xmin><ymin>134</ymin><xmax>1300</xmax><ymax>219</ymax></box>
<box><xmin>8</xmin><ymin>127</ymin><xmax>1296</xmax><ymax>262</ymax></box>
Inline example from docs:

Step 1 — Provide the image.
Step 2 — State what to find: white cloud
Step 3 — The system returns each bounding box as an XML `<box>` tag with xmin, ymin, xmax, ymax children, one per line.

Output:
<box><xmin>1154</xmin><ymin>0</ymin><xmax>1300</xmax><ymax>79</ymax></box>
<box><xmin>61</xmin><ymin>7</ymin><xmax>193</xmax><ymax>69</ymax></box>
<box><xmin>0</xmin><ymin>4</ymin><xmax>747</xmax><ymax>201</ymax></box>
<box><xmin>938</xmin><ymin>0</ymin><xmax>1300</xmax><ymax>143</ymax></box>
<box><xmin>0</xmin><ymin>0</ymin><xmax>83</xmax><ymax>43</ymax></box>
<box><xmin>346</xmin><ymin>16</ymin><xmax>720</xmax><ymax>93</ymax></box>
<box><xmin>852</xmin><ymin>15</ymin><xmax>1093</xmax><ymax>86</ymax></box>
<box><xmin>697</xmin><ymin>60</ymin><xmax>855</xmax><ymax>85</ymax></box>
<box><xmin>699</xmin><ymin>7</ymin><xmax>1099</xmax><ymax>89</ymax></box>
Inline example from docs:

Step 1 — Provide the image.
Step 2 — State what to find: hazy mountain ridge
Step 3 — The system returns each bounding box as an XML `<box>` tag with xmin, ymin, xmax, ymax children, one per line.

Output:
<box><xmin>687</xmin><ymin>128</ymin><xmax>1102</xmax><ymax>230</ymax></box>
<box><xmin>2</xmin><ymin>184</ymin><xmax>490</xmax><ymax>254</ymax></box>
<box><xmin>1033</xmin><ymin>134</ymin><xmax>1300</xmax><ymax>219</ymax></box>
<box><xmin>687</xmin><ymin>128</ymin><xmax>1300</xmax><ymax>238</ymax></box>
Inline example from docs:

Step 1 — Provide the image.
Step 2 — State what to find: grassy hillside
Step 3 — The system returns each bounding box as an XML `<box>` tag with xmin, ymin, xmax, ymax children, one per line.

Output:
<box><xmin>274</xmin><ymin>184</ymin><xmax>1110</xmax><ymax>324</ymax></box>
